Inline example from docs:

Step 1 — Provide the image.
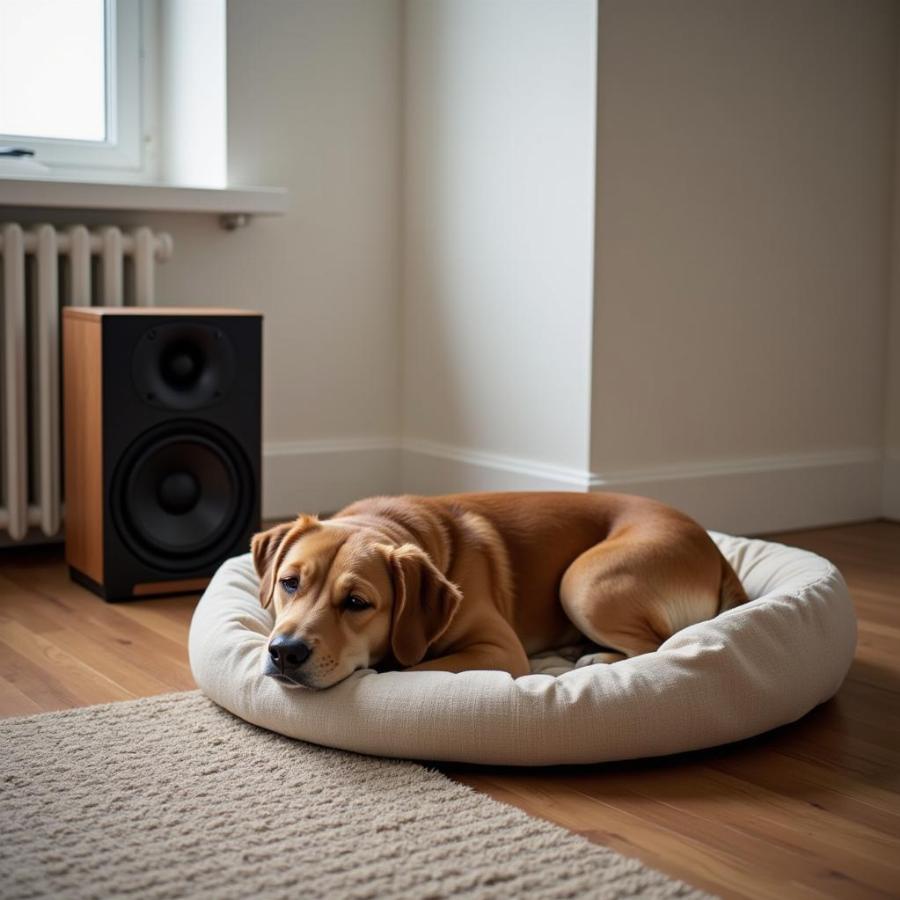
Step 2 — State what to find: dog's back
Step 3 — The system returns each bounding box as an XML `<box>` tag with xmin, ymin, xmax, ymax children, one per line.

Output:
<box><xmin>350</xmin><ymin>492</ymin><xmax>748</xmax><ymax>656</ymax></box>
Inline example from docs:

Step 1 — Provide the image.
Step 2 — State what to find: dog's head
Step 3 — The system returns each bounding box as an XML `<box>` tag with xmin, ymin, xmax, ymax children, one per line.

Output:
<box><xmin>251</xmin><ymin>515</ymin><xmax>462</xmax><ymax>688</ymax></box>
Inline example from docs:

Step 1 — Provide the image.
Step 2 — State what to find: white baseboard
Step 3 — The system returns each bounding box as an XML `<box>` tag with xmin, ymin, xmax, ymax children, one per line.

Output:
<box><xmin>400</xmin><ymin>441</ymin><xmax>883</xmax><ymax>534</ymax></box>
<box><xmin>400</xmin><ymin>440</ymin><xmax>593</xmax><ymax>493</ymax></box>
<box><xmin>592</xmin><ymin>449</ymin><xmax>884</xmax><ymax>534</ymax></box>
<box><xmin>884</xmin><ymin>452</ymin><xmax>900</xmax><ymax>521</ymax></box>
<box><xmin>263</xmin><ymin>438</ymin><xmax>400</xmax><ymax>519</ymax></box>
<box><xmin>264</xmin><ymin>438</ymin><xmax>885</xmax><ymax>534</ymax></box>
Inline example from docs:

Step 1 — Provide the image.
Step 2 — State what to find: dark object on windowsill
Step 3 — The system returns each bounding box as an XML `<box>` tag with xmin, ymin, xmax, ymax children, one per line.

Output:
<box><xmin>0</xmin><ymin>147</ymin><xmax>50</xmax><ymax>175</ymax></box>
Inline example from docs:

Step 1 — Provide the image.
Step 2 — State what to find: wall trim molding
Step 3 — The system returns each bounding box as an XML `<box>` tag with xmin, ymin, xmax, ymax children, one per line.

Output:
<box><xmin>262</xmin><ymin>437</ymin><xmax>885</xmax><ymax>533</ymax></box>
<box><xmin>400</xmin><ymin>438</ymin><xmax>593</xmax><ymax>488</ymax></box>
<box><xmin>399</xmin><ymin>440</ymin><xmax>883</xmax><ymax>533</ymax></box>
<box><xmin>591</xmin><ymin>448</ymin><xmax>883</xmax><ymax>534</ymax></box>
<box><xmin>265</xmin><ymin>436</ymin><xmax>397</xmax><ymax>457</ymax></box>
<box><xmin>591</xmin><ymin>448</ymin><xmax>883</xmax><ymax>488</ymax></box>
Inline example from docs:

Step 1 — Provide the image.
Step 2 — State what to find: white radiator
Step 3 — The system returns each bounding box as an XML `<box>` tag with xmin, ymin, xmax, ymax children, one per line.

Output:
<box><xmin>0</xmin><ymin>224</ymin><xmax>173</xmax><ymax>542</ymax></box>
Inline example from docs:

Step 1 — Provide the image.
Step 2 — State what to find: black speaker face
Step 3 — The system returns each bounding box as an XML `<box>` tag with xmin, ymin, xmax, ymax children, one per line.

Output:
<box><xmin>111</xmin><ymin>421</ymin><xmax>254</xmax><ymax>573</ymax></box>
<box><xmin>89</xmin><ymin>313</ymin><xmax>261</xmax><ymax>600</ymax></box>
<box><xmin>132</xmin><ymin>322</ymin><xmax>237</xmax><ymax>411</ymax></box>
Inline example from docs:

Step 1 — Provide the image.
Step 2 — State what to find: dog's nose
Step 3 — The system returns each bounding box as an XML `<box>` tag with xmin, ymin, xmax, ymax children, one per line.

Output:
<box><xmin>268</xmin><ymin>635</ymin><xmax>312</xmax><ymax>675</ymax></box>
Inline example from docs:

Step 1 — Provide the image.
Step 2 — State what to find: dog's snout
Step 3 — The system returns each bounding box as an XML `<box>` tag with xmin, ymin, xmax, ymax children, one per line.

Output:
<box><xmin>268</xmin><ymin>635</ymin><xmax>312</xmax><ymax>675</ymax></box>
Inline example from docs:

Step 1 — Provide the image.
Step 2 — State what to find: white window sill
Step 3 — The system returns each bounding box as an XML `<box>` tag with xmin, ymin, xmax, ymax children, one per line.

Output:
<box><xmin>0</xmin><ymin>176</ymin><xmax>288</xmax><ymax>227</ymax></box>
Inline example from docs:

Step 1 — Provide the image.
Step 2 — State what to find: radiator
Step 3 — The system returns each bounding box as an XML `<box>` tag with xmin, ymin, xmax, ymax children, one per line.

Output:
<box><xmin>0</xmin><ymin>224</ymin><xmax>173</xmax><ymax>542</ymax></box>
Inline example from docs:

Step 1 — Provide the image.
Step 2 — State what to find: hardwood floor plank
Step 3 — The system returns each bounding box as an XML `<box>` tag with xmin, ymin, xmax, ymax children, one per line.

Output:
<box><xmin>39</xmin><ymin>627</ymin><xmax>179</xmax><ymax>698</ymax></box>
<box><xmin>0</xmin><ymin>676</ymin><xmax>43</xmax><ymax>716</ymax></box>
<box><xmin>0</xmin><ymin>587</ymin><xmax>195</xmax><ymax>691</ymax></box>
<box><xmin>612</xmin><ymin>768</ymin><xmax>900</xmax><ymax>893</ymax></box>
<box><xmin>0</xmin><ymin>567</ymin><xmax>196</xmax><ymax>693</ymax></box>
<box><xmin>0</xmin><ymin>619</ymin><xmax>135</xmax><ymax>708</ymax></box>
<box><xmin>0</xmin><ymin>641</ymin><xmax>96</xmax><ymax>711</ymax></box>
<box><xmin>110</xmin><ymin>601</ymin><xmax>198</xmax><ymax>645</ymax></box>
<box><xmin>707</xmin><ymin>744</ymin><xmax>900</xmax><ymax>839</ymax></box>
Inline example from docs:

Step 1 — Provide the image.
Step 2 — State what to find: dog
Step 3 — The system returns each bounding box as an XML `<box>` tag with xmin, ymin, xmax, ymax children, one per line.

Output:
<box><xmin>251</xmin><ymin>491</ymin><xmax>748</xmax><ymax>689</ymax></box>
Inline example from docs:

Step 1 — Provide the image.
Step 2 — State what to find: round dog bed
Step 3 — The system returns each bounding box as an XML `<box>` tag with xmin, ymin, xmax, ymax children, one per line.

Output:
<box><xmin>189</xmin><ymin>532</ymin><xmax>856</xmax><ymax>765</ymax></box>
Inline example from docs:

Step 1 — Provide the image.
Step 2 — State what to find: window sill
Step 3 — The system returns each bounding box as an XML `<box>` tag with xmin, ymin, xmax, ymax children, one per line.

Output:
<box><xmin>0</xmin><ymin>176</ymin><xmax>288</xmax><ymax>227</ymax></box>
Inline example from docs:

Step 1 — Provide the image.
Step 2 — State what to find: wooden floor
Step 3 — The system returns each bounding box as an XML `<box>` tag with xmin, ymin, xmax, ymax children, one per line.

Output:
<box><xmin>1</xmin><ymin>521</ymin><xmax>898</xmax><ymax>899</ymax></box>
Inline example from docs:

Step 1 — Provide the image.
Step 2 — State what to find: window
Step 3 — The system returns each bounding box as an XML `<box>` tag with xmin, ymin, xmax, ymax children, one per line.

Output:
<box><xmin>0</xmin><ymin>0</ymin><xmax>152</xmax><ymax>179</ymax></box>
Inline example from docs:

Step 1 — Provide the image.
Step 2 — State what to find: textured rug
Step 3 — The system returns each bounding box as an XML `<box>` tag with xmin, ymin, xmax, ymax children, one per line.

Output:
<box><xmin>0</xmin><ymin>692</ymin><xmax>709</xmax><ymax>899</ymax></box>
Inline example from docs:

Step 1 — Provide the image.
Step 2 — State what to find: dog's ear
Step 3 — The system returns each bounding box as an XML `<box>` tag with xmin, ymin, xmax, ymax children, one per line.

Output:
<box><xmin>251</xmin><ymin>515</ymin><xmax>317</xmax><ymax>609</ymax></box>
<box><xmin>386</xmin><ymin>543</ymin><xmax>463</xmax><ymax>667</ymax></box>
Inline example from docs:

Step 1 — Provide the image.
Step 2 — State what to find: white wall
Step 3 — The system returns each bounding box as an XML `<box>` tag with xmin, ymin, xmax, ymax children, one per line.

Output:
<box><xmin>159</xmin><ymin>0</ymin><xmax>227</xmax><ymax>188</ymax></box>
<box><xmin>588</xmin><ymin>0</ymin><xmax>898</xmax><ymax>531</ymax></box>
<box><xmin>401</xmin><ymin>0</ymin><xmax>598</xmax><ymax>490</ymax></box>
<box><xmin>155</xmin><ymin>0</ymin><xmax>403</xmax><ymax>516</ymax></box>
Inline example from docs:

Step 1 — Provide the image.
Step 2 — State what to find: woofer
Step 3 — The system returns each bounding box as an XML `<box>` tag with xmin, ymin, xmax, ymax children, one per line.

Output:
<box><xmin>111</xmin><ymin>421</ymin><xmax>254</xmax><ymax>572</ymax></box>
<box><xmin>132</xmin><ymin>322</ymin><xmax>236</xmax><ymax>411</ymax></box>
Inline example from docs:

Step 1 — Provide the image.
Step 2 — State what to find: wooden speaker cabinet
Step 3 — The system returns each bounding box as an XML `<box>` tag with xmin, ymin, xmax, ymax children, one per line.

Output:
<box><xmin>63</xmin><ymin>307</ymin><xmax>261</xmax><ymax>600</ymax></box>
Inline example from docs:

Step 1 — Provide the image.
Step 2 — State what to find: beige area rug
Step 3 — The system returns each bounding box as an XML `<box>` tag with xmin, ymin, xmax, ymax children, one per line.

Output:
<box><xmin>0</xmin><ymin>692</ymin><xmax>710</xmax><ymax>900</ymax></box>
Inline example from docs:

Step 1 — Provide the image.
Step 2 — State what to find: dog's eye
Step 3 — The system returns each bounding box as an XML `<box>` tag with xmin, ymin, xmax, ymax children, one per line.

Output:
<box><xmin>343</xmin><ymin>594</ymin><xmax>371</xmax><ymax>612</ymax></box>
<box><xmin>280</xmin><ymin>576</ymin><xmax>299</xmax><ymax>595</ymax></box>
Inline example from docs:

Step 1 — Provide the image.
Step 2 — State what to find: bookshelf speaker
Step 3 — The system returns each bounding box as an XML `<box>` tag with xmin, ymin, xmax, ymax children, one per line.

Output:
<box><xmin>63</xmin><ymin>307</ymin><xmax>261</xmax><ymax>600</ymax></box>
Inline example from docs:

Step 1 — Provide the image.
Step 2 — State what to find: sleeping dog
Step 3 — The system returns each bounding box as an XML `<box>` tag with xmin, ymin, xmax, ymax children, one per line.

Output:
<box><xmin>251</xmin><ymin>492</ymin><xmax>748</xmax><ymax>689</ymax></box>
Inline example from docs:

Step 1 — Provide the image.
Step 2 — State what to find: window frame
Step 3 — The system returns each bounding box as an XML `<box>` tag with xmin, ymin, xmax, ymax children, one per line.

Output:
<box><xmin>0</xmin><ymin>0</ymin><xmax>154</xmax><ymax>180</ymax></box>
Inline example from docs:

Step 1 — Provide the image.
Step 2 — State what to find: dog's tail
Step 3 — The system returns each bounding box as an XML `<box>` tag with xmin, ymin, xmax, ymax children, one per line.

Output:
<box><xmin>717</xmin><ymin>554</ymin><xmax>749</xmax><ymax>613</ymax></box>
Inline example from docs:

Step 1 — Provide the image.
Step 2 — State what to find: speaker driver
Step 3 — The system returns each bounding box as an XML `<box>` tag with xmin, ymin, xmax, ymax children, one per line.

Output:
<box><xmin>132</xmin><ymin>322</ymin><xmax>237</xmax><ymax>411</ymax></box>
<box><xmin>112</xmin><ymin>421</ymin><xmax>253</xmax><ymax>572</ymax></box>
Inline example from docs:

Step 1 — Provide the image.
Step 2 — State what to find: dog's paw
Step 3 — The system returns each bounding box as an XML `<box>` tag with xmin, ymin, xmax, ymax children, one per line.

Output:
<box><xmin>576</xmin><ymin>650</ymin><xmax>626</xmax><ymax>666</ymax></box>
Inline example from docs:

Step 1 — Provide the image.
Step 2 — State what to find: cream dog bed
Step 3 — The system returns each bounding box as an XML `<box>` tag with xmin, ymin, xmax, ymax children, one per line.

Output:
<box><xmin>189</xmin><ymin>532</ymin><xmax>856</xmax><ymax>765</ymax></box>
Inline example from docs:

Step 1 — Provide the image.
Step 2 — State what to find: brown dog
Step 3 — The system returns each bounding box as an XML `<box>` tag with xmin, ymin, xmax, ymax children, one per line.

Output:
<box><xmin>251</xmin><ymin>491</ymin><xmax>747</xmax><ymax>689</ymax></box>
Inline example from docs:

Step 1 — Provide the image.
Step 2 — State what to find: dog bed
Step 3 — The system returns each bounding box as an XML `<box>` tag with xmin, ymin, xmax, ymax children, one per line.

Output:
<box><xmin>189</xmin><ymin>532</ymin><xmax>856</xmax><ymax>765</ymax></box>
